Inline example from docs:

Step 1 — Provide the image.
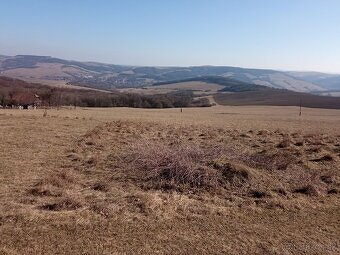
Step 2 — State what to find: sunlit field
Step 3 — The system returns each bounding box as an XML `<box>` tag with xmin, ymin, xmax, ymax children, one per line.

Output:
<box><xmin>1</xmin><ymin>105</ymin><xmax>339</xmax><ymax>254</ymax></box>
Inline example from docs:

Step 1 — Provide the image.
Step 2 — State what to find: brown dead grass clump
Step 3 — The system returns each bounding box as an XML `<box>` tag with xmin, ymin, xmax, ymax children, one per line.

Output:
<box><xmin>39</xmin><ymin>196</ymin><xmax>84</xmax><ymax>211</ymax></box>
<box><xmin>27</xmin><ymin>169</ymin><xmax>86</xmax><ymax>212</ymax></box>
<box><xmin>249</xmin><ymin>189</ymin><xmax>270</xmax><ymax>198</ymax></box>
<box><xmin>212</xmin><ymin>161</ymin><xmax>252</xmax><ymax>187</ymax></box>
<box><xmin>43</xmin><ymin>170</ymin><xmax>78</xmax><ymax>188</ymax></box>
<box><xmin>293</xmin><ymin>184</ymin><xmax>320</xmax><ymax>196</ymax></box>
<box><xmin>118</xmin><ymin>140</ymin><xmax>225</xmax><ymax>191</ymax></box>
<box><xmin>249</xmin><ymin>150</ymin><xmax>297</xmax><ymax>171</ymax></box>
<box><xmin>305</xmin><ymin>134</ymin><xmax>325</xmax><ymax>146</ymax></box>
<box><xmin>311</xmin><ymin>154</ymin><xmax>335</xmax><ymax>162</ymax></box>
<box><xmin>29</xmin><ymin>184</ymin><xmax>64</xmax><ymax>197</ymax></box>
<box><xmin>92</xmin><ymin>181</ymin><xmax>110</xmax><ymax>192</ymax></box>
<box><xmin>28</xmin><ymin>170</ymin><xmax>79</xmax><ymax>197</ymax></box>
<box><xmin>277</xmin><ymin>134</ymin><xmax>291</xmax><ymax>148</ymax></box>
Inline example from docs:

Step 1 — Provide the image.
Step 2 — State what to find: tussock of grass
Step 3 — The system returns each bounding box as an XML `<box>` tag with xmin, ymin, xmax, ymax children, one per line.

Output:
<box><xmin>277</xmin><ymin>134</ymin><xmax>291</xmax><ymax>148</ymax></box>
<box><xmin>92</xmin><ymin>181</ymin><xmax>110</xmax><ymax>192</ymax></box>
<box><xmin>40</xmin><ymin>196</ymin><xmax>84</xmax><ymax>211</ymax></box>
<box><xmin>213</xmin><ymin>161</ymin><xmax>252</xmax><ymax>186</ymax></box>
<box><xmin>29</xmin><ymin>184</ymin><xmax>63</xmax><ymax>197</ymax></box>
<box><xmin>311</xmin><ymin>154</ymin><xmax>334</xmax><ymax>162</ymax></box>
<box><xmin>293</xmin><ymin>184</ymin><xmax>320</xmax><ymax>196</ymax></box>
<box><xmin>249</xmin><ymin>149</ymin><xmax>297</xmax><ymax>171</ymax></box>
<box><xmin>249</xmin><ymin>189</ymin><xmax>270</xmax><ymax>198</ymax></box>
<box><xmin>30</xmin><ymin>170</ymin><xmax>78</xmax><ymax>193</ymax></box>
<box><xmin>118</xmin><ymin>140</ymin><xmax>225</xmax><ymax>190</ymax></box>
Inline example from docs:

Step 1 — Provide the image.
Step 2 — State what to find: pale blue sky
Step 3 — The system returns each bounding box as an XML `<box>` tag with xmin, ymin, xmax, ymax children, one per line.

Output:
<box><xmin>1</xmin><ymin>0</ymin><xmax>339</xmax><ymax>72</ymax></box>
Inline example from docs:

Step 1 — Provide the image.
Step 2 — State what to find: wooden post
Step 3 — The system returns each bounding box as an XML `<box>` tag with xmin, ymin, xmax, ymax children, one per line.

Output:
<box><xmin>299</xmin><ymin>99</ymin><xmax>302</xmax><ymax>116</ymax></box>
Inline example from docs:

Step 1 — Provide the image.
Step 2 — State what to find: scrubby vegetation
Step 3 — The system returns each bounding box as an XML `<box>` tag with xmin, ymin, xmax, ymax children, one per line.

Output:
<box><xmin>62</xmin><ymin>120</ymin><xmax>339</xmax><ymax>202</ymax></box>
<box><xmin>0</xmin><ymin>76</ymin><xmax>211</xmax><ymax>108</ymax></box>
<box><xmin>1</xmin><ymin>107</ymin><xmax>339</xmax><ymax>254</ymax></box>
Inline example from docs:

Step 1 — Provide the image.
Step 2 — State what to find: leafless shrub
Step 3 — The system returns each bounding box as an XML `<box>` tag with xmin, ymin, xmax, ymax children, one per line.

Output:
<box><xmin>117</xmin><ymin>140</ymin><xmax>226</xmax><ymax>191</ymax></box>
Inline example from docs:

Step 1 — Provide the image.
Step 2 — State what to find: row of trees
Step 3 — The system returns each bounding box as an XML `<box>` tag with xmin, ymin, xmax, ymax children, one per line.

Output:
<box><xmin>57</xmin><ymin>91</ymin><xmax>210</xmax><ymax>108</ymax></box>
<box><xmin>0</xmin><ymin>76</ymin><xmax>212</xmax><ymax>108</ymax></box>
<box><xmin>0</xmin><ymin>84</ymin><xmax>211</xmax><ymax>109</ymax></box>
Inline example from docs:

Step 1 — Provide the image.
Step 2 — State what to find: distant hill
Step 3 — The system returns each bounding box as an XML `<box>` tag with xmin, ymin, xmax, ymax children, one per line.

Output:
<box><xmin>288</xmin><ymin>71</ymin><xmax>340</xmax><ymax>91</ymax></box>
<box><xmin>214</xmin><ymin>90</ymin><xmax>340</xmax><ymax>109</ymax></box>
<box><xmin>0</xmin><ymin>76</ymin><xmax>210</xmax><ymax>108</ymax></box>
<box><xmin>1</xmin><ymin>55</ymin><xmax>336</xmax><ymax>93</ymax></box>
<box><xmin>153</xmin><ymin>76</ymin><xmax>269</xmax><ymax>93</ymax></box>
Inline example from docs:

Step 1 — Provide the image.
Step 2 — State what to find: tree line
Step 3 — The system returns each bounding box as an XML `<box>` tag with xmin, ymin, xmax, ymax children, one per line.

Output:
<box><xmin>0</xmin><ymin>77</ymin><xmax>211</xmax><ymax>108</ymax></box>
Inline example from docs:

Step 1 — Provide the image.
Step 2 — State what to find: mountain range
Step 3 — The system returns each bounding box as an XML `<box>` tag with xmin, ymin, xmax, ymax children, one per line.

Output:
<box><xmin>1</xmin><ymin>55</ymin><xmax>340</xmax><ymax>94</ymax></box>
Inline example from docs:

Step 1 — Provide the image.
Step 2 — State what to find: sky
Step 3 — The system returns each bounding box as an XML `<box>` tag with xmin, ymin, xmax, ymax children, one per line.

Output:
<box><xmin>1</xmin><ymin>0</ymin><xmax>340</xmax><ymax>72</ymax></box>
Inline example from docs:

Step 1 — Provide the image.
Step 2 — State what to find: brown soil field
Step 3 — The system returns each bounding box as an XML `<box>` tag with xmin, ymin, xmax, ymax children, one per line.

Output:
<box><xmin>0</xmin><ymin>105</ymin><xmax>339</xmax><ymax>255</ymax></box>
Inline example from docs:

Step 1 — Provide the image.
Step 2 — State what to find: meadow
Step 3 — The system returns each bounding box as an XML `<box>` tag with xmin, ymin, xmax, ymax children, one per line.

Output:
<box><xmin>0</xmin><ymin>105</ymin><xmax>339</xmax><ymax>254</ymax></box>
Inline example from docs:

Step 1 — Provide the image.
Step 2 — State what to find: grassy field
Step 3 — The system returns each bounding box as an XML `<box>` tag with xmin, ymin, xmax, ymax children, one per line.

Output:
<box><xmin>119</xmin><ymin>81</ymin><xmax>225</xmax><ymax>95</ymax></box>
<box><xmin>214</xmin><ymin>90</ymin><xmax>340</xmax><ymax>109</ymax></box>
<box><xmin>0</xmin><ymin>105</ymin><xmax>339</xmax><ymax>254</ymax></box>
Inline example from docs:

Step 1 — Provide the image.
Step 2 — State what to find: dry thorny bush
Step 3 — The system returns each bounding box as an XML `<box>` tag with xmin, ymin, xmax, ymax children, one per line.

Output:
<box><xmin>115</xmin><ymin>139</ymin><xmax>252</xmax><ymax>191</ymax></box>
<box><xmin>27</xmin><ymin>121</ymin><xmax>340</xmax><ymax>213</ymax></box>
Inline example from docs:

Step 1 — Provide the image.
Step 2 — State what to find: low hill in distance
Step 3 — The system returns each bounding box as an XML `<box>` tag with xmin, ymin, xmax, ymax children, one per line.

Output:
<box><xmin>2</xmin><ymin>54</ymin><xmax>338</xmax><ymax>93</ymax></box>
<box><xmin>288</xmin><ymin>71</ymin><xmax>340</xmax><ymax>91</ymax></box>
<box><xmin>121</xmin><ymin>76</ymin><xmax>268</xmax><ymax>95</ymax></box>
<box><xmin>153</xmin><ymin>76</ymin><xmax>269</xmax><ymax>92</ymax></box>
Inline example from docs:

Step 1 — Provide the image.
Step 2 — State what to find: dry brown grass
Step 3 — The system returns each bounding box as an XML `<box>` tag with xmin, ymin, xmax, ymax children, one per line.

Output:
<box><xmin>119</xmin><ymin>81</ymin><xmax>225</xmax><ymax>95</ymax></box>
<box><xmin>117</xmin><ymin>140</ymin><xmax>224</xmax><ymax>190</ymax></box>
<box><xmin>0</xmin><ymin>106</ymin><xmax>340</xmax><ymax>254</ymax></box>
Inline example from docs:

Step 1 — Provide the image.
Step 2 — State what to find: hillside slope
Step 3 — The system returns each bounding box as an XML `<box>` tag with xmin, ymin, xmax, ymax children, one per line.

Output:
<box><xmin>0</xmin><ymin>55</ymin><xmax>328</xmax><ymax>92</ymax></box>
<box><xmin>214</xmin><ymin>90</ymin><xmax>340</xmax><ymax>109</ymax></box>
<box><xmin>288</xmin><ymin>71</ymin><xmax>340</xmax><ymax>91</ymax></box>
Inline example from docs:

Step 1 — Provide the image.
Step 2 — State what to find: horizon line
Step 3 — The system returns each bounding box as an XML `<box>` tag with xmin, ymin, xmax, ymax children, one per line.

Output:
<box><xmin>1</xmin><ymin>53</ymin><xmax>340</xmax><ymax>75</ymax></box>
